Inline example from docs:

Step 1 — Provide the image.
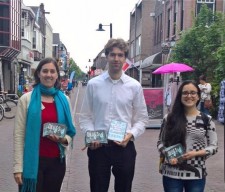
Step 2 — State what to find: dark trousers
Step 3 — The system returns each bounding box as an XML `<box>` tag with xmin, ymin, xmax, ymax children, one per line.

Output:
<box><xmin>19</xmin><ymin>157</ymin><xmax>66</xmax><ymax>192</ymax></box>
<box><xmin>87</xmin><ymin>141</ymin><xmax>136</xmax><ymax>192</ymax></box>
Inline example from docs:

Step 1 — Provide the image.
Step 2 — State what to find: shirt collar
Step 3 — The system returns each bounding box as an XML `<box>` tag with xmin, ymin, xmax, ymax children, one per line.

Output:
<box><xmin>103</xmin><ymin>71</ymin><xmax>128</xmax><ymax>83</ymax></box>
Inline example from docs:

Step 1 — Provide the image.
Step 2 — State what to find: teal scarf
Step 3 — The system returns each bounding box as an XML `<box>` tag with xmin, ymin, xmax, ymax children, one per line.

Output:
<box><xmin>22</xmin><ymin>84</ymin><xmax>76</xmax><ymax>192</ymax></box>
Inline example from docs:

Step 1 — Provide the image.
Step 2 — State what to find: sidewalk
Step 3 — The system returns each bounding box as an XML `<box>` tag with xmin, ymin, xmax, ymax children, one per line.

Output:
<box><xmin>61</xmin><ymin>87</ymin><xmax>225</xmax><ymax>192</ymax></box>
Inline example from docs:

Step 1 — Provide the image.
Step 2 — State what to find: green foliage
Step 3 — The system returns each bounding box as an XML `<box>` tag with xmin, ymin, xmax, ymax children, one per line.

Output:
<box><xmin>17</xmin><ymin>90</ymin><xmax>23</xmax><ymax>98</ymax></box>
<box><xmin>68</xmin><ymin>58</ymin><xmax>85</xmax><ymax>80</ymax></box>
<box><xmin>170</xmin><ymin>4</ymin><xmax>225</xmax><ymax>118</ymax></box>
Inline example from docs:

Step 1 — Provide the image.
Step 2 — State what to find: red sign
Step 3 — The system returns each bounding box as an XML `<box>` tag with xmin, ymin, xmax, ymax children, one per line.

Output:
<box><xmin>143</xmin><ymin>88</ymin><xmax>164</xmax><ymax>119</ymax></box>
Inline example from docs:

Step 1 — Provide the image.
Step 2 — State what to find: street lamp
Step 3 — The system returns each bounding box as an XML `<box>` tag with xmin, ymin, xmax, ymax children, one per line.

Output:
<box><xmin>86</xmin><ymin>59</ymin><xmax>92</xmax><ymax>80</ymax></box>
<box><xmin>96</xmin><ymin>23</ymin><xmax>113</xmax><ymax>39</ymax></box>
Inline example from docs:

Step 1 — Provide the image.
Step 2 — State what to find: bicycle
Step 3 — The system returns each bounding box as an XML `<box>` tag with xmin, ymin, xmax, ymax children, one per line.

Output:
<box><xmin>0</xmin><ymin>101</ymin><xmax>3</xmax><ymax>121</ymax></box>
<box><xmin>0</xmin><ymin>92</ymin><xmax>19</xmax><ymax>103</ymax></box>
<box><xmin>0</xmin><ymin>91</ymin><xmax>17</xmax><ymax>120</ymax></box>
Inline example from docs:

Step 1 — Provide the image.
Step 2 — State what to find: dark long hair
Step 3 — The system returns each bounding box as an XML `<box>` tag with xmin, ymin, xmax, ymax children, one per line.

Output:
<box><xmin>33</xmin><ymin>57</ymin><xmax>61</xmax><ymax>89</ymax></box>
<box><xmin>163</xmin><ymin>80</ymin><xmax>201</xmax><ymax>148</ymax></box>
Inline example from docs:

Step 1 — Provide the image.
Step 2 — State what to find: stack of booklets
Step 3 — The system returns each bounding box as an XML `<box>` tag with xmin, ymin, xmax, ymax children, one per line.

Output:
<box><xmin>84</xmin><ymin>120</ymin><xmax>128</xmax><ymax>146</ymax></box>
<box><xmin>164</xmin><ymin>143</ymin><xmax>184</xmax><ymax>162</ymax></box>
<box><xmin>107</xmin><ymin>120</ymin><xmax>127</xmax><ymax>142</ymax></box>
<box><xmin>85</xmin><ymin>130</ymin><xmax>108</xmax><ymax>146</ymax></box>
<box><xmin>43</xmin><ymin>123</ymin><xmax>67</xmax><ymax>138</ymax></box>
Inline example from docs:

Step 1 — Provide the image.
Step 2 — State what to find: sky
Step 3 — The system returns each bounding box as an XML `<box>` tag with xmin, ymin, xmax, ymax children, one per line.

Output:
<box><xmin>22</xmin><ymin>0</ymin><xmax>140</xmax><ymax>72</ymax></box>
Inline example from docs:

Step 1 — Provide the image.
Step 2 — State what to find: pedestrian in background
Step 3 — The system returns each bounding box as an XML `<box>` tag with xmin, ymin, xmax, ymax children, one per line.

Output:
<box><xmin>198</xmin><ymin>75</ymin><xmax>212</xmax><ymax>115</ymax></box>
<box><xmin>79</xmin><ymin>38</ymin><xmax>148</xmax><ymax>192</ymax></box>
<box><xmin>13</xmin><ymin>57</ymin><xmax>76</xmax><ymax>192</ymax></box>
<box><xmin>157</xmin><ymin>80</ymin><xmax>218</xmax><ymax>192</ymax></box>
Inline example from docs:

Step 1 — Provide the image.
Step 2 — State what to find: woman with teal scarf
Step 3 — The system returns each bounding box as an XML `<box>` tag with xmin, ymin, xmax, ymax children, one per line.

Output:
<box><xmin>13</xmin><ymin>58</ymin><xmax>76</xmax><ymax>192</ymax></box>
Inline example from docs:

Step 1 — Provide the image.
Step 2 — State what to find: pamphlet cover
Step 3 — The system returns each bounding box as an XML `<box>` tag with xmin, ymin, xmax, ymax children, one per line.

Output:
<box><xmin>85</xmin><ymin>130</ymin><xmax>108</xmax><ymax>146</ymax></box>
<box><xmin>164</xmin><ymin>143</ymin><xmax>184</xmax><ymax>162</ymax></box>
<box><xmin>107</xmin><ymin>120</ymin><xmax>127</xmax><ymax>142</ymax></box>
<box><xmin>43</xmin><ymin>123</ymin><xmax>67</xmax><ymax>138</ymax></box>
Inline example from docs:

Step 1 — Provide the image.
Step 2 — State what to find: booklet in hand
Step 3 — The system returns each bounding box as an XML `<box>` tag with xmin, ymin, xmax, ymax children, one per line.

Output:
<box><xmin>164</xmin><ymin>143</ymin><xmax>184</xmax><ymax>162</ymax></box>
<box><xmin>107</xmin><ymin>120</ymin><xmax>127</xmax><ymax>142</ymax></box>
<box><xmin>43</xmin><ymin>123</ymin><xmax>67</xmax><ymax>138</ymax></box>
<box><xmin>85</xmin><ymin>130</ymin><xmax>108</xmax><ymax>146</ymax></box>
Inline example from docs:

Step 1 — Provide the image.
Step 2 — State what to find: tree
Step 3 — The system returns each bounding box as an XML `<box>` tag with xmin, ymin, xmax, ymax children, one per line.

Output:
<box><xmin>68</xmin><ymin>58</ymin><xmax>85</xmax><ymax>80</ymax></box>
<box><xmin>170</xmin><ymin>4</ymin><xmax>225</xmax><ymax>117</ymax></box>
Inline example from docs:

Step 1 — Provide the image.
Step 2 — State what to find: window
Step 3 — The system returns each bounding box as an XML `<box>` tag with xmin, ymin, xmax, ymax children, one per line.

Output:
<box><xmin>130</xmin><ymin>41</ymin><xmax>134</xmax><ymax>58</ymax></box>
<box><xmin>0</xmin><ymin>33</ymin><xmax>9</xmax><ymax>46</ymax></box>
<box><xmin>21</xmin><ymin>19</ymin><xmax>24</xmax><ymax>37</ymax></box>
<box><xmin>0</xmin><ymin>18</ymin><xmax>9</xmax><ymax>32</ymax></box>
<box><xmin>135</xmin><ymin>36</ymin><xmax>141</xmax><ymax>55</ymax></box>
<box><xmin>0</xmin><ymin>4</ymin><xmax>9</xmax><ymax>17</ymax></box>
<box><xmin>180</xmin><ymin>0</ymin><xmax>184</xmax><ymax>31</ymax></box>
<box><xmin>32</xmin><ymin>31</ymin><xmax>36</xmax><ymax>49</ymax></box>
<box><xmin>167</xmin><ymin>9</ymin><xmax>170</xmax><ymax>38</ymax></box>
<box><xmin>196</xmin><ymin>0</ymin><xmax>215</xmax><ymax>15</ymax></box>
<box><xmin>0</xmin><ymin>0</ymin><xmax>10</xmax><ymax>2</ymax></box>
<box><xmin>173</xmin><ymin>0</ymin><xmax>177</xmax><ymax>35</ymax></box>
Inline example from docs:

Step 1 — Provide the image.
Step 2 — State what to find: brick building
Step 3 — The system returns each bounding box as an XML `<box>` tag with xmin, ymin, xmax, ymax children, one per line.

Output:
<box><xmin>128</xmin><ymin>0</ymin><xmax>224</xmax><ymax>87</ymax></box>
<box><xmin>0</xmin><ymin>0</ymin><xmax>21</xmax><ymax>93</ymax></box>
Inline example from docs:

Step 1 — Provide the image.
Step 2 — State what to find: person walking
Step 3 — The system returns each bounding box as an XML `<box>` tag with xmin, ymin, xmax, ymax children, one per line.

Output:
<box><xmin>13</xmin><ymin>57</ymin><xmax>76</xmax><ymax>192</ymax></box>
<box><xmin>79</xmin><ymin>38</ymin><xmax>148</xmax><ymax>192</ymax></box>
<box><xmin>198</xmin><ymin>75</ymin><xmax>212</xmax><ymax>115</ymax></box>
<box><xmin>157</xmin><ymin>80</ymin><xmax>218</xmax><ymax>192</ymax></box>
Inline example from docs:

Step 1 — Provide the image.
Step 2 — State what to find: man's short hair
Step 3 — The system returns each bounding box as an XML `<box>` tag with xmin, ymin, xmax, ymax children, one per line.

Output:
<box><xmin>104</xmin><ymin>38</ymin><xmax>129</xmax><ymax>58</ymax></box>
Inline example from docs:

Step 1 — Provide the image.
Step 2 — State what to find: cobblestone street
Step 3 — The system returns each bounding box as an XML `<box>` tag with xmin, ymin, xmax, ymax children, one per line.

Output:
<box><xmin>0</xmin><ymin>86</ymin><xmax>224</xmax><ymax>191</ymax></box>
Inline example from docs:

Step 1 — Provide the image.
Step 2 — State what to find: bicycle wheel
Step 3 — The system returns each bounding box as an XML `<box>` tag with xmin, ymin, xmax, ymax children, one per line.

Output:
<box><xmin>0</xmin><ymin>105</ymin><xmax>4</xmax><ymax>121</ymax></box>
<box><xmin>3</xmin><ymin>99</ymin><xmax>17</xmax><ymax>119</ymax></box>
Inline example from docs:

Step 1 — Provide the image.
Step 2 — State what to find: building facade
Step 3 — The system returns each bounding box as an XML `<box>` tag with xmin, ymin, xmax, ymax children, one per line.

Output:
<box><xmin>17</xmin><ymin>2</ymin><xmax>35</xmax><ymax>92</ymax></box>
<box><xmin>128</xmin><ymin>0</ymin><xmax>223</xmax><ymax>87</ymax></box>
<box><xmin>0</xmin><ymin>0</ymin><xmax>21</xmax><ymax>93</ymax></box>
<box><xmin>0</xmin><ymin>1</ymin><xmax>69</xmax><ymax>94</ymax></box>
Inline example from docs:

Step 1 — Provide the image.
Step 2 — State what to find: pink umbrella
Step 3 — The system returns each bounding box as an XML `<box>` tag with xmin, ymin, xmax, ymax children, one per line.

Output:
<box><xmin>152</xmin><ymin>62</ymin><xmax>194</xmax><ymax>74</ymax></box>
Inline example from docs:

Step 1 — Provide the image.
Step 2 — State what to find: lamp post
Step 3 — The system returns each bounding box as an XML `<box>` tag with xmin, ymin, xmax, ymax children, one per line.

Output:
<box><xmin>86</xmin><ymin>59</ymin><xmax>92</xmax><ymax>80</ymax></box>
<box><xmin>40</xmin><ymin>3</ymin><xmax>50</xmax><ymax>58</ymax></box>
<box><xmin>96</xmin><ymin>23</ymin><xmax>113</xmax><ymax>39</ymax></box>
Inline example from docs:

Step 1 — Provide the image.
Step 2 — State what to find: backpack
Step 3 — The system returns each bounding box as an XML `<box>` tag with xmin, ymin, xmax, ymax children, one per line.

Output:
<box><xmin>200</xmin><ymin>112</ymin><xmax>210</xmax><ymax>134</ymax></box>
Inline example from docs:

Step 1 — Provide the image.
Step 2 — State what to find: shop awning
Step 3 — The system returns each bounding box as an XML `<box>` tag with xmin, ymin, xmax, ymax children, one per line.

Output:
<box><xmin>141</xmin><ymin>52</ymin><xmax>162</xmax><ymax>69</ymax></box>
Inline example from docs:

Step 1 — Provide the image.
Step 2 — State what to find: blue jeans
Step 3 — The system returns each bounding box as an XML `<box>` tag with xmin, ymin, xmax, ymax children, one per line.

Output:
<box><xmin>163</xmin><ymin>176</ymin><xmax>206</xmax><ymax>192</ymax></box>
<box><xmin>200</xmin><ymin>101</ymin><xmax>209</xmax><ymax>115</ymax></box>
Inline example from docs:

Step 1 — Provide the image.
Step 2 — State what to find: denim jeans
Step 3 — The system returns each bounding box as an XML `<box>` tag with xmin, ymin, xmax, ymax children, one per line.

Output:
<box><xmin>200</xmin><ymin>101</ymin><xmax>209</xmax><ymax>115</ymax></box>
<box><xmin>163</xmin><ymin>176</ymin><xmax>206</xmax><ymax>192</ymax></box>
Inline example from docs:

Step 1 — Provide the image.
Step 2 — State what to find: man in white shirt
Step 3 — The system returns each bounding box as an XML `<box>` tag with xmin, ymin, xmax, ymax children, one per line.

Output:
<box><xmin>79</xmin><ymin>38</ymin><xmax>148</xmax><ymax>192</ymax></box>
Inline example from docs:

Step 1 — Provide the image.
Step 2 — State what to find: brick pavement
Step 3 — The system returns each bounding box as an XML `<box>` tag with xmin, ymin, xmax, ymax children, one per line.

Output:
<box><xmin>0</xmin><ymin>118</ymin><xmax>18</xmax><ymax>192</ymax></box>
<box><xmin>0</xmin><ymin>86</ymin><xmax>224</xmax><ymax>192</ymax></box>
<box><xmin>62</xmin><ymin>87</ymin><xmax>225</xmax><ymax>192</ymax></box>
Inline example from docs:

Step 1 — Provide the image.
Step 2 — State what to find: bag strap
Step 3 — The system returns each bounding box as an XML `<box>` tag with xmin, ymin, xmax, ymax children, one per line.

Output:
<box><xmin>200</xmin><ymin>112</ymin><xmax>210</xmax><ymax>134</ymax></box>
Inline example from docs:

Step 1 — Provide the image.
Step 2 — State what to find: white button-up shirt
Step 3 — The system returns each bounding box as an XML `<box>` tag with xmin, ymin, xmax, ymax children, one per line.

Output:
<box><xmin>79</xmin><ymin>71</ymin><xmax>148</xmax><ymax>139</ymax></box>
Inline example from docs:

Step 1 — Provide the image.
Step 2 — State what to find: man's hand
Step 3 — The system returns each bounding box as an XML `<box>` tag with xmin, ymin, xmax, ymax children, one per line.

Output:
<box><xmin>89</xmin><ymin>141</ymin><xmax>102</xmax><ymax>150</ymax></box>
<box><xmin>114</xmin><ymin>133</ymin><xmax>133</xmax><ymax>148</ymax></box>
<box><xmin>14</xmin><ymin>172</ymin><xmax>23</xmax><ymax>185</ymax></box>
